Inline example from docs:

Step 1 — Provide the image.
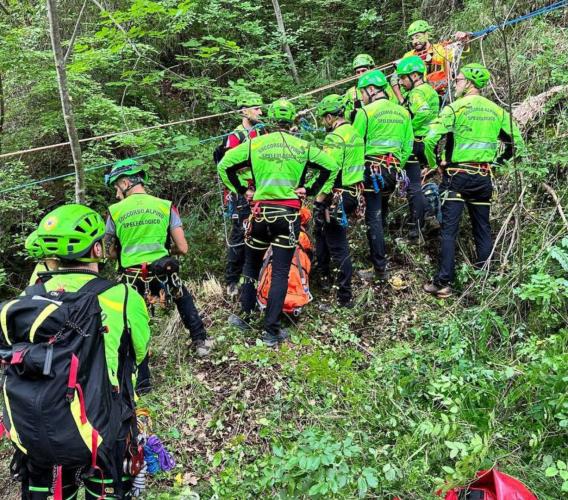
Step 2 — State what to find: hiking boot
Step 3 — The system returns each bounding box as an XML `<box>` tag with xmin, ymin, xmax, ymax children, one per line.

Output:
<box><xmin>318</xmin><ymin>274</ymin><xmax>332</xmax><ymax>292</ymax></box>
<box><xmin>226</xmin><ymin>283</ymin><xmax>239</xmax><ymax>299</ymax></box>
<box><xmin>338</xmin><ymin>300</ymin><xmax>355</xmax><ymax>309</ymax></box>
<box><xmin>261</xmin><ymin>330</ymin><xmax>280</xmax><ymax>347</ymax></box>
<box><xmin>194</xmin><ymin>338</ymin><xmax>215</xmax><ymax>357</ymax></box>
<box><xmin>375</xmin><ymin>268</ymin><xmax>389</xmax><ymax>282</ymax></box>
<box><xmin>423</xmin><ymin>282</ymin><xmax>452</xmax><ymax>298</ymax></box>
<box><xmin>357</xmin><ymin>268</ymin><xmax>374</xmax><ymax>281</ymax></box>
<box><xmin>358</xmin><ymin>268</ymin><xmax>389</xmax><ymax>282</ymax></box>
<box><xmin>277</xmin><ymin>328</ymin><xmax>290</xmax><ymax>343</ymax></box>
<box><xmin>228</xmin><ymin>313</ymin><xmax>251</xmax><ymax>331</ymax></box>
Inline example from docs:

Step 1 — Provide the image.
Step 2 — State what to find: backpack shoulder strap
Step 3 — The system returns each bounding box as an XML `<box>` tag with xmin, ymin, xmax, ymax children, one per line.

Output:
<box><xmin>77</xmin><ymin>277</ymin><xmax>118</xmax><ymax>296</ymax></box>
<box><xmin>23</xmin><ymin>282</ymin><xmax>47</xmax><ymax>296</ymax></box>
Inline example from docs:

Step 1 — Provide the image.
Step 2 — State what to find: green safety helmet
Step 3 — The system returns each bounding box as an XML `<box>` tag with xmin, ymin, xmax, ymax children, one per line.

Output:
<box><xmin>105</xmin><ymin>158</ymin><xmax>147</xmax><ymax>187</ymax></box>
<box><xmin>316</xmin><ymin>94</ymin><xmax>345</xmax><ymax>117</ymax></box>
<box><xmin>407</xmin><ymin>20</ymin><xmax>432</xmax><ymax>37</ymax></box>
<box><xmin>267</xmin><ymin>99</ymin><xmax>296</xmax><ymax>123</ymax></box>
<box><xmin>461</xmin><ymin>63</ymin><xmax>491</xmax><ymax>89</ymax></box>
<box><xmin>36</xmin><ymin>204</ymin><xmax>106</xmax><ymax>261</ymax></box>
<box><xmin>352</xmin><ymin>53</ymin><xmax>375</xmax><ymax>71</ymax></box>
<box><xmin>396</xmin><ymin>55</ymin><xmax>427</xmax><ymax>76</ymax></box>
<box><xmin>357</xmin><ymin>69</ymin><xmax>388</xmax><ymax>90</ymax></box>
<box><xmin>237</xmin><ymin>92</ymin><xmax>263</xmax><ymax>109</ymax></box>
<box><xmin>25</xmin><ymin>230</ymin><xmax>44</xmax><ymax>259</ymax></box>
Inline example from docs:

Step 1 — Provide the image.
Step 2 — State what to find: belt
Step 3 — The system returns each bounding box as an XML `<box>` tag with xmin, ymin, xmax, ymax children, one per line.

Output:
<box><xmin>446</xmin><ymin>162</ymin><xmax>493</xmax><ymax>176</ymax></box>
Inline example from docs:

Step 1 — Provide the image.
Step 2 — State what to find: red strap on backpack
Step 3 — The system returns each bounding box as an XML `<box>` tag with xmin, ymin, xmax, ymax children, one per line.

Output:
<box><xmin>54</xmin><ymin>466</ymin><xmax>63</xmax><ymax>500</ymax></box>
<box><xmin>66</xmin><ymin>354</ymin><xmax>79</xmax><ymax>402</ymax></box>
<box><xmin>91</xmin><ymin>429</ymin><xmax>107</xmax><ymax>499</ymax></box>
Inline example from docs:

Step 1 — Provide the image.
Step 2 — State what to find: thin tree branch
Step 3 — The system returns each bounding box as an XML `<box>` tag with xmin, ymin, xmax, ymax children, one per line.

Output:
<box><xmin>541</xmin><ymin>182</ymin><xmax>568</xmax><ymax>231</ymax></box>
<box><xmin>64</xmin><ymin>0</ymin><xmax>88</xmax><ymax>64</ymax></box>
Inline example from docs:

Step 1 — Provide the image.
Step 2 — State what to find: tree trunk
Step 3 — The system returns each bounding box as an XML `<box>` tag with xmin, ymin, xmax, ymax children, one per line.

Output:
<box><xmin>0</xmin><ymin>73</ymin><xmax>4</xmax><ymax>154</ymax></box>
<box><xmin>271</xmin><ymin>0</ymin><xmax>300</xmax><ymax>85</ymax></box>
<box><xmin>46</xmin><ymin>0</ymin><xmax>85</xmax><ymax>203</ymax></box>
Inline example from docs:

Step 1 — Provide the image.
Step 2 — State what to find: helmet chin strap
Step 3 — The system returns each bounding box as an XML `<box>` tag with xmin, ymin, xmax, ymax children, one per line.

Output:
<box><xmin>121</xmin><ymin>178</ymin><xmax>142</xmax><ymax>197</ymax></box>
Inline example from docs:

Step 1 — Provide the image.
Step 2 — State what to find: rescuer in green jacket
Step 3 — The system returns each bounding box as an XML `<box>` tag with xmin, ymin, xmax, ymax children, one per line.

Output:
<box><xmin>423</xmin><ymin>63</ymin><xmax>525</xmax><ymax>298</ymax></box>
<box><xmin>218</xmin><ymin>99</ymin><xmax>339</xmax><ymax>346</ymax></box>
<box><xmin>395</xmin><ymin>55</ymin><xmax>440</xmax><ymax>243</ymax></box>
<box><xmin>104</xmin><ymin>160</ymin><xmax>213</xmax><ymax>392</ymax></box>
<box><xmin>313</xmin><ymin>93</ymin><xmax>365</xmax><ymax>307</ymax></box>
<box><xmin>352</xmin><ymin>69</ymin><xmax>414</xmax><ymax>281</ymax></box>
<box><xmin>344</xmin><ymin>53</ymin><xmax>397</xmax><ymax>123</ymax></box>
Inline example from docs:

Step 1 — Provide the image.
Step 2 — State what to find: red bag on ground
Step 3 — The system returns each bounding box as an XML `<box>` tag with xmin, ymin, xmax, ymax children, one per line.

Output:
<box><xmin>442</xmin><ymin>469</ymin><xmax>537</xmax><ymax>500</ymax></box>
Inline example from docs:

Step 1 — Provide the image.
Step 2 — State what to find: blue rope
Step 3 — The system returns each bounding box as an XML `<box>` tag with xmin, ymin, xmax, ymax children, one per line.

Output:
<box><xmin>471</xmin><ymin>0</ymin><xmax>568</xmax><ymax>37</ymax></box>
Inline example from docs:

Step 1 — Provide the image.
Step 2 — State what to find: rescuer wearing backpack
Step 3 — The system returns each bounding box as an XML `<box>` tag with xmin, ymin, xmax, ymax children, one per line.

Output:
<box><xmin>423</xmin><ymin>64</ymin><xmax>525</xmax><ymax>298</ymax></box>
<box><xmin>395</xmin><ymin>55</ymin><xmax>440</xmax><ymax>243</ymax></box>
<box><xmin>218</xmin><ymin>99</ymin><xmax>339</xmax><ymax>346</ymax></box>
<box><xmin>352</xmin><ymin>70</ymin><xmax>414</xmax><ymax>281</ymax></box>
<box><xmin>104</xmin><ymin>159</ymin><xmax>212</xmax><ymax>390</ymax></box>
<box><xmin>314</xmin><ymin>94</ymin><xmax>366</xmax><ymax>307</ymax></box>
<box><xmin>0</xmin><ymin>204</ymin><xmax>150</xmax><ymax>499</ymax></box>
<box><xmin>213</xmin><ymin>92</ymin><xmax>267</xmax><ymax>299</ymax></box>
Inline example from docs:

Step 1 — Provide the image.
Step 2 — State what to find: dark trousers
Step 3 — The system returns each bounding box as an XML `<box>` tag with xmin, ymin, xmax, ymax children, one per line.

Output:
<box><xmin>240</xmin><ymin>209</ymin><xmax>300</xmax><ymax>335</ymax></box>
<box><xmin>23</xmin><ymin>463</ymin><xmax>131</xmax><ymax>499</ymax></box>
<box><xmin>129</xmin><ymin>275</ymin><xmax>206</xmax><ymax>392</ymax></box>
<box><xmin>314</xmin><ymin>192</ymin><xmax>357</xmax><ymax>303</ymax></box>
<box><xmin>225</xmin><ymin>194</ymin><xmax>250</xmax><ymax>285</ymax></box>
<box><xmin>363</xmin><ymin>163</ymin><xmax>396</xmax><ymax>271</ymax></box>
<box><xmin>436</xmin><ymin>172</ymin><xmax>493</xmax><ymax>285</ymax></box>
<box><xmin>404</xmin><ymin>156</ymin><xmax>428</xmax><ymax>228</ymax></box>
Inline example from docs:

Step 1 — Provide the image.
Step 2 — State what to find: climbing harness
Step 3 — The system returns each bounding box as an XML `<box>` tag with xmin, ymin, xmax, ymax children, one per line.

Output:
<box><xmin>120</xmin><ymin>257</ymin><xmax>184</xmax><ymax>313</ymax></box>
<box><xmin>246</xmin><ymin>203</ymin><xmax>300</xmax><ymax>249</ymax></box>
<box><xmin>365</xmin><ymin>154</ymin><xmax>399</xmax><ymax>193</ymax></box>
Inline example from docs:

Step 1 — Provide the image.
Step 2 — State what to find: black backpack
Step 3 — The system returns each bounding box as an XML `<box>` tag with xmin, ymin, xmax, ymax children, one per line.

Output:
<box><xmin>0</xmin><ymin>273</ymin><xmax>135</xmax><ymax>477</ymax></box>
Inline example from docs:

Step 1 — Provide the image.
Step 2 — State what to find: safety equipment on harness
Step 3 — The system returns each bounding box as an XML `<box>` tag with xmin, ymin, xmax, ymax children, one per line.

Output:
<box><xmin>105</xmin><ymin>158</ymin><xmax>148</xmax><ymax>187</ymax></box>
<box><xmin>461</xmin><ymin>63</ymin><xmax>491</xmax><ymax>89</ymax></box>
<box><xmin>357</xmin><ymin>69</ymin><xmax>388</xmax><ymax>90</ymax></box>
<box><xmin>352</xmin><ymin>53</ymin><xmax>375</xmax><ymax>70</ymax></box>
<box><xmin>24</xmin><ymin>230</ymin><xmax>44</xmax><ymax>259</ymax></box>
<box><xmin>237</xmin><ymin>92</ymin><xmax>263</xmax><ymax>109</ymax></box>
<box><xmin>407</xmin><ymin>20</ymin><xmax>432</xmax><ymax>37</ymax></box>
<box><xmin>422</xmin><ymin>182</ymin><xmax>442</xmax><ymax>222</ymax></box>
<box><xmin>316</xmin><ymin>94</ymin><xmax>346</xmax><ymax>117</ymax></box>
<box><xmin>0</xmin><ymin>274</ymin><xmax>137</xmax><ymax>499</ymax></box>
<box><xmin>396</xmin><ymin>170</ymin><xmax>410</xmax><ymax>197</ymax></box>
<box><xmin>267</xmin><ymin>99</ymin><xmax>296</xmax><ymax>124</ymax></box>
<box><xmin>366</xmin><ymin>155</ymin><xmax>399</xmax><ymax>193</ymax></box>
<box><xmin>396</xmin><ymin>55</ymin><xmax>427</xmax><ymax>76</ymax></box>
<box><xmin>36</xmin><ymin>205</ymin><xmax>105</xmax><ymax>262</ymax></box>
<box><xmin>122</xmin><ymin>256</ymin><xmax>183</xmax><ymax>312</ymax></box>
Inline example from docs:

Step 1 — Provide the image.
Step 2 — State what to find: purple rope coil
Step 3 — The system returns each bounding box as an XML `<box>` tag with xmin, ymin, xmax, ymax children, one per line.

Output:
<box><xmin>144</xmin><ymin>435</ymin><xmax>175</xmax><ymax>474</ymax></box>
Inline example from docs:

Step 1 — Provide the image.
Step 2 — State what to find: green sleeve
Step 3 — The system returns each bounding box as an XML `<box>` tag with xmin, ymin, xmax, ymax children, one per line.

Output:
<box><xmin>217</xmin><ymin>141</ymin><xmax>251</xmax><ymax>194</ymax></box>
<box><xmin>126</xmin><ymin>286</ymin><xmax>151</xmax><ymax>366</ymax></box>
<box><xmin>407</xmin><ymin>89</ymin><xmax>430</xmax><ymax>135</ymax></box>
<box><xmin>307</xmin><ymin>146</ymin><xmax>340</xmax><ymax>195</ymax></box>
<box><xmin>401</xmin><ymin>115</ymin><xmax>414</xmax><ymax>167</ymax></box>
<box><xmin>352</xmin><ymin>109</ymin><xmax>368</xmax><ymax>145</ymax></box>
<box><xmin>424</xmin><ymin>105</ymin><xmax>454</xmax><ymax>168</ymax></box>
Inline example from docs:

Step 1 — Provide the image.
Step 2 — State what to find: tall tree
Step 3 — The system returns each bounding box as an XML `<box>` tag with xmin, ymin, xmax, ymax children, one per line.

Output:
<box><xmin>46</xmin><ymin>0</ymin><xmax>85</xmax><ymax>203</ymax></box>
<box><xmin>271</xmin><ymin>0</ymin><xmax>300</xmax><ymax>85</ymax></box>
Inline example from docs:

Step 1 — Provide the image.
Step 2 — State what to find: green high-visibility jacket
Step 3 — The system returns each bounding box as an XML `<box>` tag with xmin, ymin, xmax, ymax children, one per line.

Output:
<box><xmin>227</xmin><ymin>124</ymin><xmax>262</xmax><ymax>192</ymax></box>
<box><xmin>218</xmin><ymin>130</ymin><xmax>339</xmax><ymax>201</ymax></box>
<box><xmin>424</xmin><ymin>94</ymin><xmax>526</xmax><ymax>168</ymax></box>
<box><xmin>322</xmin><ymin>122</ymin><xmax>365</xmax><ymax>187</ymax></box>
<box><xmin>404</xmin><ymin>82</ymin><xmax>440</xmax><ymax>137</ymax></box>
<box><xmin>352</xmin><ymin>98</ymin><xmax>414</xmax><ymax>167</ymax></box>
<box><xmin>41</xmin><ymin>272</ymin><xmax>150</xmax><ymax>386</ymax></box>
<box><xmin>109</xmin><ymin>193</ymin><xmax>172</xmax><ymax>268</ymax></box>
<box><xmin>344</xmin><ymin>85</ymin><xmax>398</xmax><ymax>123</ymax></box>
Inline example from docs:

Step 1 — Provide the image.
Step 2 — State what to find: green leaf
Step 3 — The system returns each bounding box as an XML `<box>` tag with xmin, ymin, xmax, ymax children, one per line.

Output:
<box><xmin>442</xmin><ymin>466</ymin><xmax>455</xmax><ymax>474</ymax></box>
<box><xmin>545</xmin><ymin>467</ymin><xmax>558</xmax><ymax>477</ymax></box>
<box><xmin>562</xmin><ymin>481</ymin><xmax>568</xmax><ymax>492</ymax></box>
<box><xmin>357</xmin><ymin>476</ymin><xmax>368</xmax><ymax>498</ymax></box>
<box><xmin>557</xmin><ymin>460</ymin><xmax>567</xmax><ymax>470</ymax></box>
